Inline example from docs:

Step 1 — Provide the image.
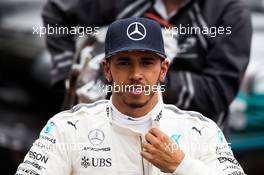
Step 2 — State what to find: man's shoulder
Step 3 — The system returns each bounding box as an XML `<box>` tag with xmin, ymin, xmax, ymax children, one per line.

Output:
<box><xmin>163</xmin><ymin>104</ymin><xmax>218</xmax><ymax>129</ymax></box>
<box><xmin>68</xmin><ymin>100</ymin><xmax>109</xmax><ymax>113</ymax></box>
<box><xmin>50</xmin><ymin>100</ymin><xmax>109</xmax><ymax>124</ymax></box>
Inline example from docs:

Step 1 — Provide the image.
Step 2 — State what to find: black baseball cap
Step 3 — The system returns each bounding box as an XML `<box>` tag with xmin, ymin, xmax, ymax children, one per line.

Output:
<box><xmin>105</xmin><ymin>17</ymin><xmax>166</xmax><ymax>59</ymax></box>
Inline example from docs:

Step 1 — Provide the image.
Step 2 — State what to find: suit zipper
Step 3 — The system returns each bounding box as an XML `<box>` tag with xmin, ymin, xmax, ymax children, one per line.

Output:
<box><xmin>139</xmin><ymin>135</ymin><xmax>146</xmax><ymax>175</ymax></box>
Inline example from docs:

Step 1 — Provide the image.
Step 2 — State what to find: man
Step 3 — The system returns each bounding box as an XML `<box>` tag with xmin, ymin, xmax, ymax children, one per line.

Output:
<box><xmin>16</xmin><ymin>17</ymin><xmax>245</xmax><ymax>175</ymax></box>
<box><xmin>230</xmin><ymin>61</ymin><xmax>264</xmax><ymax>132</ymax></box>
<box><xmin>42</xmin><ymin>0</ymin><xmax>252</xmax><ymax>129</ymax></box>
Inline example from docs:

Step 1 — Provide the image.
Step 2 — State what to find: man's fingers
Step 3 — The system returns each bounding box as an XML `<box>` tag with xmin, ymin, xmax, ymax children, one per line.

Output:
<box><xmin>142</xmin><ymin>142</ymin><xmax>157</xmax><ymax>154</ymax></box>
<box><xmin>149</xmin><ymin>128</ymin><xmax>161</xmax><ymax>137</ymax></box>
<box><xmin>149</xmin><ymin>128</ymin><xmax>170</xmax><ymax>141</ymax></box>
<box><xmin>141</xmin><ymin>150</ymin><xmax>164</xmax><ymax>165</ymax></box>
<box><xmin>141</xmin><ymin>150</ymin><xmax>153</xmax><ymax>161</ymax></box>
<box><xmin>141</xmin><ymin>150</ymin><xmax>172</xmax><ymax>172</ymax></box>
<box><xmin>145</xmin><ymin>132</ymin><xmax>163</xmax><ymax>149</ymax></box>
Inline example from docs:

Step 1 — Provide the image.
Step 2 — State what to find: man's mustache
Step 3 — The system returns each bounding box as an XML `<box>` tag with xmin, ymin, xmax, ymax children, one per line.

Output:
<box><xmin>125</xmin><ymin>82</ymin><xmax>149</xmax><ymax>91</ymax></box>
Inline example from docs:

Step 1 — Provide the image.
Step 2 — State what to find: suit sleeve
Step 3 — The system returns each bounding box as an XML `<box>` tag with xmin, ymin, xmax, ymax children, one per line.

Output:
<box><xmin>164</xmin><ymin>0</ymin><xmax>252</xmax><ymax>122</ymax></box>
<box><xmin>173</xmin><ymin>124</ymin><xmax>245</xmax><ymax>175</ymax></box>
<box><xmin>15</xmin><ymin>117</ymin><xmax>71</xmax><ymax>175</ymax></box>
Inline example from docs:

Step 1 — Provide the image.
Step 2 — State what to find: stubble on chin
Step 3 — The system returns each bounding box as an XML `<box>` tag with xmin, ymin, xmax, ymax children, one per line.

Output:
<box><xmin>118</xmin><ymin>91</ymin><xmax>155</xmax><ymax>109</ymax></box>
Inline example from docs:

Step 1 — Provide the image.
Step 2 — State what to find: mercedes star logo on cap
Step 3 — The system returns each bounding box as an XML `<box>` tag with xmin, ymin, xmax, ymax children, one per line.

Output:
<box><xmin>88</xmin><ymin>129</ymin><xmax>105</xmax><ymax>146</ymax></box>
<box><xmin>127</xmin><ymin>22</ymin><xmax>146</xmax><ymax>41</ymax></box>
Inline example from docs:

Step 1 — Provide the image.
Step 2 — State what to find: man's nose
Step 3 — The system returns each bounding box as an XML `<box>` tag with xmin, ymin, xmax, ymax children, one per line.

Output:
<box><xmin>128</xmin><ymin>65</ymin><xmax>143</xmax><ymax>82</ymax></box>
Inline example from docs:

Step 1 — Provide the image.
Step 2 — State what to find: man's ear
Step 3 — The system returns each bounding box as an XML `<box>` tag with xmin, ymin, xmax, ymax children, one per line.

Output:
<box><xmin>159</xmin><ymin>58</ymin><xmax>169</xmax><ymax>82</ymax></box>
<box><xmin>102</xmin><ymin>59</ymin><xmax>112</xmax><ymax>82</ymax></box>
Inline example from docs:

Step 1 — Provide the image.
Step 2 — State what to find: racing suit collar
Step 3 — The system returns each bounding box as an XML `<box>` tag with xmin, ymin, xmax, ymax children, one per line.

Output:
<box><xmin>106</xmin><ymin>96</ymin><xmax>164</xmax><ymax>133</ymax></box>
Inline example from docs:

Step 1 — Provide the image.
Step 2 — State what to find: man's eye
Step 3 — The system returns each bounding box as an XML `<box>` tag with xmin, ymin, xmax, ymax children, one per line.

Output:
<box><xmin>118</xmin><ymin>62</ymin><xmax>130</xmax><ymax>65</ymax></box>
<box><xmin>142</xmin><ymin>61</ymin><xmax>153</xmax><ymax>65</ymax></box>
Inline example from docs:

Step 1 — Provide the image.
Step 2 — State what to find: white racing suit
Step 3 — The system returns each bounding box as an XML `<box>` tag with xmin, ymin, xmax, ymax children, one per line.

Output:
<box><xmin>16</xmin><ymin>100</ymin><xmax>245</xmax><ymax>175</ymax></box>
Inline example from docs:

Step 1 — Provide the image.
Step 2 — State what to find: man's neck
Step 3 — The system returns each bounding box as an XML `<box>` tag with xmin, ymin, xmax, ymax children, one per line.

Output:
<box><xmin>162</xmin><ymin>0</ymin><xmax>187</xmax><ymax>14</ymax></box>
<box><xmin>111</xmin><ymin>94</ymin><xmax>159</xmax><ymax>118</ymax></box>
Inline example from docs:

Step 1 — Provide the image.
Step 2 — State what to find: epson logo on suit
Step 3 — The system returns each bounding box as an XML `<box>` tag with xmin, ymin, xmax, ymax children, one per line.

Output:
<box><xmin>29</xmin><ymin>151</ymin><xmax>49</xmax><ymax>164</ymax></box>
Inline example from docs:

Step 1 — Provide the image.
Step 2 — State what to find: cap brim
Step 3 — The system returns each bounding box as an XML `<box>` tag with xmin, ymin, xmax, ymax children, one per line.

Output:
<box><xmin>105</xmin><ymin>46</ymin><xmax>166</xmax><ymax>59</ymax></box>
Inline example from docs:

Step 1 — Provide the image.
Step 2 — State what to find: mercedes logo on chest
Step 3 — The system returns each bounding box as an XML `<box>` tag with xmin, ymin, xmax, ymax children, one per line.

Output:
<box><xmin>88</xmin><ymin>129</ymin><xmax>105</xmax><ymax>146</ymax></box>
<box><xmin>127</xmin><ymin>22</ymin><xmax>146</xmax><ymax>41</ymax></box>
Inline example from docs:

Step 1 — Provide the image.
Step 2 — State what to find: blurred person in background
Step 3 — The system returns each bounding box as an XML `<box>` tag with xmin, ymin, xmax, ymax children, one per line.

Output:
<box><xmin>42</xmin><ymin>0</ymin><xmax>252</xmax><ymax>134</ymax></box>
<box><xmin>230</xmin><ymin>61</ymin><xmax>264</xmax><ymax>132</ymax></box>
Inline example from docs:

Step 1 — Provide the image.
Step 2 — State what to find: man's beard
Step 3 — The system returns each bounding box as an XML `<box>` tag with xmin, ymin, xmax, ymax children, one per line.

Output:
<box><xmin>120</xmin><ymin>90</ymin><xmax>155</xmax><ymax>108</ymax></box>
<box><xmin>116</xmin><ymin>79</ymin><xmax>159</xmax><ymax>109</ymax></box>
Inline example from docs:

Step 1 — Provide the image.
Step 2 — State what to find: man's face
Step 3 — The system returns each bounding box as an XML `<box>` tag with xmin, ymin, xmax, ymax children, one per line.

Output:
<box><xmin>103</xmin><ymin>51</ymin><xmax>168</xmax><ymax>109</ymax></box>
